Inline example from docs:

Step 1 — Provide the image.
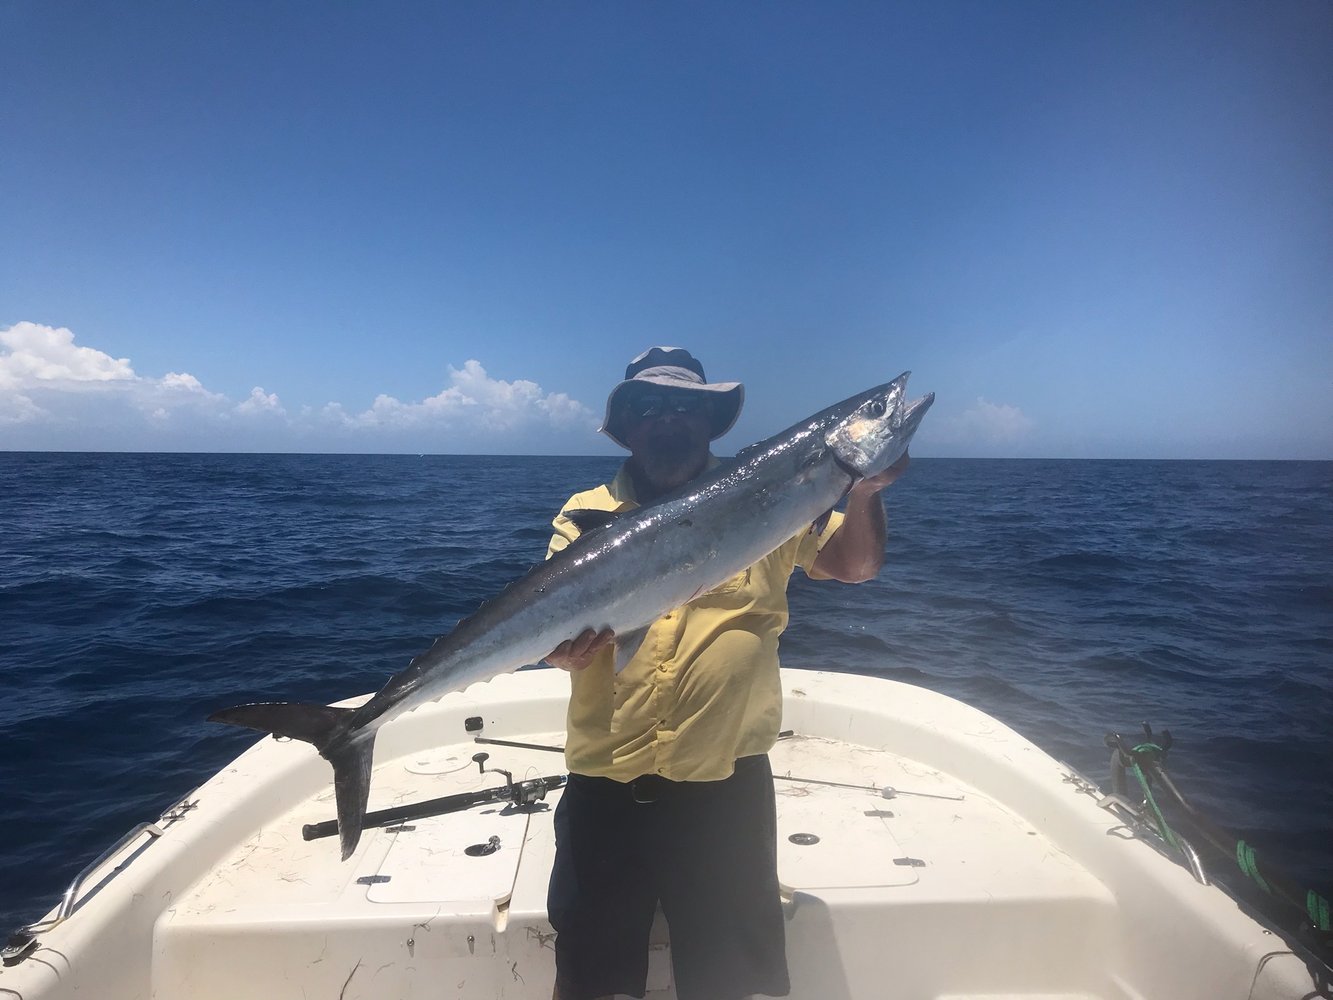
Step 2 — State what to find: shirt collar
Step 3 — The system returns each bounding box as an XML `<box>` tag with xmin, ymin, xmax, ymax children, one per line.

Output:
<box><xmin>607</xmin><ymin>454</ymin><xmax>721</xmax><ymax>508</ymax></box>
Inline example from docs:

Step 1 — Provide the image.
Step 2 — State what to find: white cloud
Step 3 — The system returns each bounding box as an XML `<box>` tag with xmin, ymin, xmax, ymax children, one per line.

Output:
<box><xmin>343</xmin><ymin>360</ymin><xmax>592</xmax><ymax>434</ymax></box>
<box><xmin>0</xmin><ymin>321</ymin><xmax>135</xmax><ymax>391</ymax></box>
<box><xmin>161</xmin><ymin>371</ymin><xmax>210</xmax><ymax>393</ymax></box>
<box><xmin>236</xmin><ymin>387</ymin><xmax>286</xmax><ymax>416</ymax></box>
<box><xmin>0</xmin><ymin>321</ymin><xmax>597</xmax><ymax>451</ymax></box>
<box><xmin>0</xmin><ymin>391</ymin><xmax>45</xmax><ymax>425</ymax></box>
<box><xmin>931</xmin><ymin>396</ymin><xmax>1035</xmax><ymax>447</ymax></box>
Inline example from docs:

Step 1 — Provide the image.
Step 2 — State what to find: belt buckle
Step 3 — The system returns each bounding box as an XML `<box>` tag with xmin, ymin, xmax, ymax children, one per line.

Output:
<box><xmin>630</xmin><ymin>775</ymin><xmax>660</xmax><ymax>804</ymax></box>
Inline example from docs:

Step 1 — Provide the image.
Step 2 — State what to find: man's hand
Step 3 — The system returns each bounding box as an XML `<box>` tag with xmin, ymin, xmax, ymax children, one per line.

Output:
<box><xmin>809</xmin><ymin>451</ymin><xmax>910</xmax><ymax>583</ymax></box>
<box><xmin>546</xmin><ymin>627</ymin><xmax>615</xmax><ymax>671</ymax></box>
<box><xmin>848</xmin><ymin>451</ymin><xmax>910</xmax><ymax>499</ymax></box>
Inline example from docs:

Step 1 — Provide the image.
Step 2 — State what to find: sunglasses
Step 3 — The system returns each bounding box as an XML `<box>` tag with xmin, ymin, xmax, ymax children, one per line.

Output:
<box><xmin>626</xmin><ymin>392</ymin><xmax>710</xmax><ymax>420</ymax></box>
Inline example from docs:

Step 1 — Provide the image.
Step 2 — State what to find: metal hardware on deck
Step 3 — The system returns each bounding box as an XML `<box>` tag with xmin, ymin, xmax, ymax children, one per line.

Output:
<box><xmin>465</xmin><ymin>716</ymin><xmax>483</xmax><ymax>733</ymax></box>
<box><xmin>356</xmin><ymin>874</ymin><xmax>392</xmax><ymax>885</ymax></box>
<box><xmin>44</xmin><ymin>821</ymin><xmax>164</xmax><ymax>930</ymax></box>
<box><xmin>3</xmin><ymin>930</ymin><xmax>38</xmax><ymax>966</ymax></box>
<box><xmin>161</xmin><ymin>795</ymin><xmax>199</xmax><ymax>826</ymax></box>
<box><xmin>893</xmin><ymin>857</ymin><xmax>926</xmax><ymax>867</ymax></box>
<box><xmin>788</xmin><ymin>832</ymin><xmax>820</xmax><ymax>846</ymax></box>
<box><xmin>1100</xmin><ymin>725</ymin><xmax>1214</xmax><ymax>887</ymax></box>
<box><xmin>4</xmin><ymin>820</ymin><xmax>166</xmax><ymax>965</ymax></box>
<box><xmin>1099</xmin><ymin>788</ymin><xmax>1209</xmax><ymax>884</ymax></box>
<box><xmin>1175</xmin><ymin>835</ymin><xmax>1209</xmax><ymax>885</ymax></box>
<box><xmin>1102</xmin><ymin>724</ymin><xmax>1332</xmax><ymax>947</ymax></box>
<box><xmin>465</xmin><ymin>835</ymin><xmax>502</xmax><ymax>857</ymax></box>
<box><xmin>1067</xmin><ymin>763</ymin><xmax>1212</xmax><ymax>880</ymax></box>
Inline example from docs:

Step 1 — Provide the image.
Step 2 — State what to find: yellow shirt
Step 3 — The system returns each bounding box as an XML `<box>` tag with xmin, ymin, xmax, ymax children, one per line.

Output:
<box><xmin>547</xmin><ymin>461</ymin><xmax>844</xmax><ymax>782</ymax></box>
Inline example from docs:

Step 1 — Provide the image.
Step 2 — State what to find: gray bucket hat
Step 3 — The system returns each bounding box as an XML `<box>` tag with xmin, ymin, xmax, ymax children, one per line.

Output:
<box><xmin>600</xmin><ymin>346</ymin><xmax>745</xmax><ymax>450</ymax></box>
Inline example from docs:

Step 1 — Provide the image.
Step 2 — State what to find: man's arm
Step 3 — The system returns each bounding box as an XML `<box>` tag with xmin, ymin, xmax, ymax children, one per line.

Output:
<box><xmin>807</xmin><ymin>453</ymin><xmax>910</xmax><ymax>584</ymax></box>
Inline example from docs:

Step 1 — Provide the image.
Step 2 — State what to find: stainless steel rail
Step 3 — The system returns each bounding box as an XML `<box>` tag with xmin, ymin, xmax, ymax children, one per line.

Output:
<box><xmin>3</xmin><ymin>793</ymin><xmax>197</xmax><ymax>966</ymax></box>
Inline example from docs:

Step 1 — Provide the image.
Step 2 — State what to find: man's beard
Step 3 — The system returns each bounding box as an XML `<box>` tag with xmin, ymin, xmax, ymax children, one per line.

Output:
<box><xmin>635</xmin><ymin>425</ymin><xmax>708</xmax><ymax>492</ymax></box>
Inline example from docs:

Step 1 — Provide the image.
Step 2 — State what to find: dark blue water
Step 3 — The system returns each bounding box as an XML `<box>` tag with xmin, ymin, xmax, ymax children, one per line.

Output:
<box><xmin>2</xmin><ymin>454</ymin><xmax>1330</xmax><ymax>933</ymax></box>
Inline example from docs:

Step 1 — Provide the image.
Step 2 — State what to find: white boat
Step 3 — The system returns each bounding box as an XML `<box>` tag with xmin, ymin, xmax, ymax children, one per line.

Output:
<box><xmin>2</xmin><ymin>667</ymin><xmax>1326</xmax><ymax>999</ymax></box>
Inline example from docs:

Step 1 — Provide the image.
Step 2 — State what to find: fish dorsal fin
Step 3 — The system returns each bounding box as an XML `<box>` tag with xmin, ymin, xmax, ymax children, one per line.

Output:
<box><xmin>613</xmin><ymin>626</ymin><xmax>650</xmax><ymax>674</ymax></box>
<box><xmin>562</xmin><ymin>508</ymin><xmax>622</xmax><ymax>536</ymax></box>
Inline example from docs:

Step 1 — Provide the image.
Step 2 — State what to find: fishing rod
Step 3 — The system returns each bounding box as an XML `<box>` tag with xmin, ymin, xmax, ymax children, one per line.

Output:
<box><xmin>1107</xmin><ymin>725</ymin><xmax>1331</xmax><ymax>952</ymax></box>
<box><xmin>773</xmin><ymin>774</ymin><xmax>963</xmax><ymax>800</ymax></box>
<box><xmin>474</xmin><ymin>732</ymin><xmax>958</xmax><ymax>799</ymax></box>
<box><xmin>302</xmin><ymin>753</ymin><xmax>565</xmax><ymax>842</ymax></box>
<box><xmin>472</xmin><ymin>730</ymin><xmax>798</xmax><ymax>755</ymax></box>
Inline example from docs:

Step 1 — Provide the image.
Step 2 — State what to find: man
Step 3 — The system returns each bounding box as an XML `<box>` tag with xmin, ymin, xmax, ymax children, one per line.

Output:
<box><xmin>544</xmin><ymin>347</ymin><xmax>909</xmax><ymax>1000</ymax></box>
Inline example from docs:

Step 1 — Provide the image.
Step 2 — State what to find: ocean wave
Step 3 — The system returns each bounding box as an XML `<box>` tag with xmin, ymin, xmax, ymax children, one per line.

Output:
<box><xmin>2</xmin><ymin>453</ymin><xmax>1329</xmax><ymax>928</ymax></box>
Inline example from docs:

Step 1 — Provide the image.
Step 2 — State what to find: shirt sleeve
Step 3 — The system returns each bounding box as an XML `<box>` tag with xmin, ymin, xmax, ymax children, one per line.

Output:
<box><xmin>794</xmin><ymin>509</ymin><xmax>846</xmax><ymax>573</ymax></box>
<box><xmin>547</xmin><ymin>481</ymin><xmax>628</xmax><ymax>560</ymax></box>
<box><xmin>547</xmin><ymin>507</ymin><xmax>582</xmax><ymax>559</ymax></box>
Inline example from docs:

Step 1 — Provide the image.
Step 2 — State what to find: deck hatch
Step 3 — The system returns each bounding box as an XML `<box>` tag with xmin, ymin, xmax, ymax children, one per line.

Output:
<box><xmin>366</xmin><ymin>807</ymin><xmax>528</xmax><ymax>904</ymax></box>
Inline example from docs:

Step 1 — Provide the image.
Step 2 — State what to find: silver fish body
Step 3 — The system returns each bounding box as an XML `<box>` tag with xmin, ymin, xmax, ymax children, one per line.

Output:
<box><xmin>210</xmin><ymin>372</ymin><xmax>933</xmax><ymax>858</ymax></box>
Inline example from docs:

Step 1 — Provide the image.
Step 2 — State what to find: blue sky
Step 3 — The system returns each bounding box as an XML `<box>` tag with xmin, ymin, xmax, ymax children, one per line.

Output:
<box><xmin>3</xmin><ymin>2</ymin><xmax>1330</xmax><ymax>458</ymax></box>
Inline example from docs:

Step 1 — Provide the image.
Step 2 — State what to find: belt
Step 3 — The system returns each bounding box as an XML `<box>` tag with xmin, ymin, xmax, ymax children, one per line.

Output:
<box><xmin>629</xmin><ymin>773</ymin><xmax>670</xmax><ymax>804</ymax></box>
<box><xmin>593</xmin><ymin>755</ymin><xmax>762</xmax><ymax>804</ymax></box>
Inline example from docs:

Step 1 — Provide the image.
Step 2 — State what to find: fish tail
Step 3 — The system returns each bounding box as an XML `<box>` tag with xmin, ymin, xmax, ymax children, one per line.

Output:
<box><xmin>208</xmin><ymin>701</ymin><xmax>377</xmax><ymax>861</ymax></box>
<box><xmin>326</xmin><ymin>736</ymin><xmax>376</xmax><ymax>860</ymax></box>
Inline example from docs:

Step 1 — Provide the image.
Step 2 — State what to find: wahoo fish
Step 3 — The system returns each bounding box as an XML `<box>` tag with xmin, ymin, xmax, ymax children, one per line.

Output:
<box><xmin>209</xmin><ymin>372</ymin><xmax>934</xmax><ymax>859</ymax></box>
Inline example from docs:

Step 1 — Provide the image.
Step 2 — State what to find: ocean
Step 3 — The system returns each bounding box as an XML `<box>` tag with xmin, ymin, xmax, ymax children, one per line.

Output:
<box><xmin>2</xmin><ymin>453</ymin><xmax>1330</xmax><ymax>936</ymax></box>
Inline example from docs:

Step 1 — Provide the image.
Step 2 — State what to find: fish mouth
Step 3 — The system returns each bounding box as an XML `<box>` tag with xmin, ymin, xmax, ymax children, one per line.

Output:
<box><xmin>898</xmin><ymin>392</ymin><xmax>934</xmax><ymax>435</ymax></box>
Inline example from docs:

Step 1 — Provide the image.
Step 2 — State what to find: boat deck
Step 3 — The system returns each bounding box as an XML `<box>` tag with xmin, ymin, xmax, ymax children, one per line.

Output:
<box><xmin>162</xmin><ymin>729</ymin><xmax>1110</xmax><ymax>999</ymax></box>
<box><xmin>2</xmin><ymin>669</ymin><xmax>1317</xmax><ymax>1000</ymax></box>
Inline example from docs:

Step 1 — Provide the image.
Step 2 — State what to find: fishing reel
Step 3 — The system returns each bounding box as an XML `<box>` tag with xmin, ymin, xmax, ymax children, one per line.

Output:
<box><xmin>471</xmin><ymin>752</ymin><xmax>559</xmax><ymax>808</ymax></box>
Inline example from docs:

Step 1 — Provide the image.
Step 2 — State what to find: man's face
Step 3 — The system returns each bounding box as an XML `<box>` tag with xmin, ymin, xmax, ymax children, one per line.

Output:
<box><xmin>622</xmin><ymin>389</ymin><xmax>713</xmax><ymax>489</ymax></box>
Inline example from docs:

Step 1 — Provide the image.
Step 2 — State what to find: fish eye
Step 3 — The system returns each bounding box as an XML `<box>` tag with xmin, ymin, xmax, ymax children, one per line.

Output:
<box><xmin>867</xmin><ymin>398</ymin><xmax>886</xmax><ymax>417</ymax></box>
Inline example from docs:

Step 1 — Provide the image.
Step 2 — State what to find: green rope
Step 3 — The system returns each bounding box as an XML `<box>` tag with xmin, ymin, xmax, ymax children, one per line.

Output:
<box><xmin>1125</xmin><ymin>742</ymin><xmax>1332</xmax><ymax>934</ymax></box>
<box><xmin>1131</xmin><ymin>760</ymin><xmax>1180</xmax><ymax>851</ymax></box>
<box><xmin>1308</xmin><ymin>890</ymin><xmax>1332</xmax><ymax>932</ymax></box>
<box><xmin>1235</xmin><ymin>840</ymin><xmax>1272</xmax><ymax>894</ymax></box>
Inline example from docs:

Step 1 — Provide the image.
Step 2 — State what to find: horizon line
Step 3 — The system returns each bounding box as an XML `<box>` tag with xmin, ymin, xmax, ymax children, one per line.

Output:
<box><xmin>4</xmin><ymin>449</ymin><xmax>1330</xmax><ymax>463</ymax></box>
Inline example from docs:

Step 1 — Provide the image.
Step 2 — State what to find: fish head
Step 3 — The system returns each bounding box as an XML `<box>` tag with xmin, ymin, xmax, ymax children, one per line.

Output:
<box><xmin>824</xmin><ymin>371</ymin><xmax>934</xmax><ymax>477</ymax></box>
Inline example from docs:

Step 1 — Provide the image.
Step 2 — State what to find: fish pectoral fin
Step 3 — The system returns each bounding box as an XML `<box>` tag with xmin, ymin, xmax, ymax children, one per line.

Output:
<box><xmin>612</xmin><ymin>626</ymin><xmax>650</xmax><ymax>674</ymax></box>
<box><xmin>561</xmin><ymin>508</ymin><xmax>622</xmax><ymax>536</ymax></box>
<box><xmin>327</xmin><ymin>735</ymin><xmax>377</xmax><ymax>862</ymax></box>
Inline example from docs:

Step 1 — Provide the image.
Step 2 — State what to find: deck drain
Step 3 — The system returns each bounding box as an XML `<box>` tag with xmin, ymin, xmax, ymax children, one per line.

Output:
<box><xmin>466</xmin><ymin>835</ymin><xmax>501</xmax><ymax>857</ymax></box>
<box><xmin>788</xmin><ymin>832</ymin><xmax>820</xmax><ymax>846</ymax></box>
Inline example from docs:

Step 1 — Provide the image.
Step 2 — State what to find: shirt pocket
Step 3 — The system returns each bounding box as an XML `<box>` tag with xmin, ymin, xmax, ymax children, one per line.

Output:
<box><xmin>707</xmin><ymin>566</ymin><xmax>750</xmax><ymax>596</ymax></box>
<box><xmin>688</xmin><ymin>566</ymin><xmax>754</xmax><ymax>610</ymax></box>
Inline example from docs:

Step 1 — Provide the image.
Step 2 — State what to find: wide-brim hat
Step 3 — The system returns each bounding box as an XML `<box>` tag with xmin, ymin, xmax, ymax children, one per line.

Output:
<box><xmin>600</xmin><ymin>346</ymin><xmax>744</xmax><ymax>451</ymax></box>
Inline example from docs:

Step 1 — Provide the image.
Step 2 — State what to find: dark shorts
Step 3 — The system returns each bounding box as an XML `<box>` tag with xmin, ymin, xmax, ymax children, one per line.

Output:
<box><xmin>547</xmin><ymin>754</ymin><xmax>790</xmax><ymax>1000</ymax></box>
